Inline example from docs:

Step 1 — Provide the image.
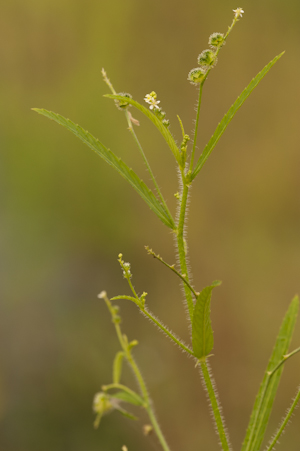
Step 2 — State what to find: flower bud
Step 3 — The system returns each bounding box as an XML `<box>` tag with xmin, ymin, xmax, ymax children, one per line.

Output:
<box><xmin>209</xmin><ymin>32</ymin><xmax>225</xmax><ymax>48</ymax></box>
<box><xmin>188</xmin><ymin>67</ymin><xmax>206</xmax><ymax>85</ymax></box>
<box><xmin>198</xmin><ymin>50</ymin><xmax>216</xmax><ymax>67</ymax></box>
<box><xmin>162</xmin><ymin>119</ymin><xmax>170</xmax><ymax>128</ymax></box>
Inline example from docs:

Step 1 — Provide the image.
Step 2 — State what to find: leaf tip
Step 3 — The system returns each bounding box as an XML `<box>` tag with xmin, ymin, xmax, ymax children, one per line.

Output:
<box><xmin>212</xmin><ymin>280</ymin><xmax>222</xmax><ymax>288</ymax></box>
<box><xmin>291</xmin><ymin>294</ymin><xmax>299</xmax><ymax>308</ymax></box>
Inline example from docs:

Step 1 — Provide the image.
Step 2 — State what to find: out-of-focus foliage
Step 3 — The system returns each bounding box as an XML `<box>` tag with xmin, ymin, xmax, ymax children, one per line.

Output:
<box><xmin>1</xmin><ymin>1</ymin><xmax>300</xmax><ymax>450</ymax></box>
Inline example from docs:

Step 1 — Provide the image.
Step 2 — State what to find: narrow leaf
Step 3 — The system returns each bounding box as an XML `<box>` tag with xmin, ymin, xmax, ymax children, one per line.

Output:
<box><xmin>241</xmin><ymin>295</ymin><xmax>299</xmax><ymax>451</ymax></box>
<box><xmin>113</xmin><ymin>352</ymin><xmax>124</xmax><ymax>384</ymax></box>
<box><xmin>117</xmin><ymin>407</ymin><xmax>138</xmax><ymax>421</ymax></box>
<box><xmin>191</xmin><ymin>52</ymin><xmax>284</xmax><ymax>180</ymax></box>
<box><xmin>105</xmin><ymin>95</ymin><xmax>181</xmax><ymax>165</ymax></box>
<box><xmin>113</xmin><ymin>390</ymin><xmax>144</xmax><ymax>406</ymax></box>
<box><xmin>32</xmin><ymin>108</ymin><xmax>175</xmax><ymax>230</ymax></box>
<box><xmin>192</xmin><ymin>281</ymin><xmax>221</xmax><ymax>359</ymax></box>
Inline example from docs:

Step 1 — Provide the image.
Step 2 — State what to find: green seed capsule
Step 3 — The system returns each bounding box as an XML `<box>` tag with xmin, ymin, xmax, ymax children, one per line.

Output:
<box><xmin>116</xmin><ymin>92</ymin><xmax>132</xmax><ymax>110</ymax></box>
<box><xmin>188</xmin><ymin>67</ymin><xmax>206</xmax><ymax>85</ymax></box>
<box><xmin>198</xmin><ymin>50</ymin><xmax>216</xmax><ymax>67</ymax></box>
<box><xmin>208</xmin><ymin>32</ymin><xmax>225</xmax><ymax>48</ymax></box>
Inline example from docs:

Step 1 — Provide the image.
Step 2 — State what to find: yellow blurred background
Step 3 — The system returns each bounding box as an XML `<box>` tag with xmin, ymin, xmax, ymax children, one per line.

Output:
<box><xmin>1</xmin><ymin>0</ymin><xmax>300</xmax><ymax>450</ymax></box>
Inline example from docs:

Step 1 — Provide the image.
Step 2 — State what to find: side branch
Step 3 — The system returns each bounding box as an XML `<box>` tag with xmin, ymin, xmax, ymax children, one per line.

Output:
<box><xmin>145</xmin><ymin>246</ymin><xmax>199</xmax><ymax>299</ymax></box>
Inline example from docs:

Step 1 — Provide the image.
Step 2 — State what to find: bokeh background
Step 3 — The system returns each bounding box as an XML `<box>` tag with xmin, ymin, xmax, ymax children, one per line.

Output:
<box><xmin>1</xmin><ymin>0</ymin><xmax>300</xmax><ymax>450</ymax></box>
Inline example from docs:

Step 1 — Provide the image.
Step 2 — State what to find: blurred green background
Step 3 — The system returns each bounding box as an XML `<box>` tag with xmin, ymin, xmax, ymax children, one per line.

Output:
<box><xmin>1</xmin><ymin>0</ymin><xmax>300</xmax><ymax>450</ymax></box>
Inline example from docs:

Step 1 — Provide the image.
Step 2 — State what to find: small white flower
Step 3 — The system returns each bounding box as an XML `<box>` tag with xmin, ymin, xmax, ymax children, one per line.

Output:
<box><xmin>233</xmin><ymin>7</ymin><xmax>244</xmax><ymax>18</ymax></box>
<box><xmin>144</xmin><ymin>93</ymin><xmax>161</xmax><ymax>110</ymax></box>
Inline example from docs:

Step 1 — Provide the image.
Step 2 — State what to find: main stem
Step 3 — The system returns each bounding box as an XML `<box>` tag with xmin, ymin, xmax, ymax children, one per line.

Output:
<box><xmin>201</xmin><ymin>361</ymin><xmax>231</xmax><ymax>451</ymax></box>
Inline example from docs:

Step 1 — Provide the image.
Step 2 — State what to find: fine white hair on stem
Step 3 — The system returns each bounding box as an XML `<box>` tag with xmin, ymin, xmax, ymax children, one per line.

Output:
<box><xmin>199</xmin><ymin>361</ymin><xmax>232</xmax><ymax>451</ymax></box>
<box><xmin>264</xmin><ymin>384</ymin><xmax>300</xmax><ymax>451</ymax></box>
<box><xmin>140</xmin><ymin>307</ymin><xmax>195</xmax><ymax>360</ymax></box>
<box><xmin>174</xmin><ymin>165</ymin><xmax>195</xmax><ymax>336</ymax></box>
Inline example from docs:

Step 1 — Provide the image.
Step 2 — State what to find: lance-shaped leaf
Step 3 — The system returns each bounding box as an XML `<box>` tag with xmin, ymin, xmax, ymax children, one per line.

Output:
<box><xmin>113</xmin><ymin>351</ymin><xmax>124</xmax><ymax>384</ymax></box>
<box><xmin>191</xmin><ymin>52</ymin><xmax>284</xmax><ymax>181</ymax></box>
<box><xmin>241</xmin><ymin>295</ymin><xmax>299</xmax><ymax>451</ymax></box>
<box><xmin>192</xmin><ymin>281</ymin><xmax>221</xmax><ymax>359</ymax></box>
<box><xmin>105</xmin><ymin>95</ymin><xmax>181</xmax><ymax>166</ymax></box>
<box><xmin>32</xmin><ymin>109</ymin><xmax>175</xmax><ymax>230</ymax></box>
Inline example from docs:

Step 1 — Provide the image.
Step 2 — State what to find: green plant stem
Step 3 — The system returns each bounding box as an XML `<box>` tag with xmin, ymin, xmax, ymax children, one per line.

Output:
<box><xmin>141</xmin><ymin>307</ymin><xmax>195</xmax><ymax>356</ymax></box>
<box><xmin>126</xmin><ymin>345</ymin><xmax>171</xmax><ymax>451</ymax></box>
<box><xmin>268</xmin><ymin>346</ymin><xmax>300</xmax><ymax>376</ymax></box>
<box><xmin>190</xmin><ymin>82</ymin><xmax>204</xmax><ymax>171</ymax></box>
<box><xmin>201</xmin><ymin>361</ymin><xmax>231</xmax><ymax>451</ymax></box>
<box><xmin>145</xmin><ymin>246</ymin><xmax>198</xmax><ymax>299</ymax></box>
<box><xmin>177</xmin><ymin>180</ymin><xmax>194</xmax><ymax>321</ymax></box>
<box><xmin>265</xmin><ymin>386</ymin><xmax>300</xmax><ymax>451</ymax></box>
<box><xmin>114</xmin><ymin>268</ymin><xmax>195</xmax><ymax>357</ymax></box>
<box><xmin>103</xmin><ymin>294</ymin><xmax>171</xmax><ymax>451</ymax></box>
<box><xmin>125</xmin><ymin>111</ymin><xmax>174</xmax><ymax>228</ymax></box>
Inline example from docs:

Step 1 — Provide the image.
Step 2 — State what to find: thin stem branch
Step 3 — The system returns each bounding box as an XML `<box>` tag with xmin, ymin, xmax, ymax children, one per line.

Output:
<box><xmin>145</xmin><ymin>246</ymin><xmax>199</xmax><ymax>299</ymax></box>
<box><xmin>115</xmin><ymin>257</ymin><xmax>195</xmax><ymax>357</ymax></box>
<box><xmin>265</xmin><ymin>386</ymin><xmax>300</xmax><ymax>451</ymax></box>
<box><xmin>102</xmin><ymin>68</ymin><xmax>174</xmax><ymax>228</ymax></box>
<box><xmin>141</xmin><ymin>307</ymin><xmax>195</xmax><ymax>356</ymax></box>
<box><xmin>247</xmin><ymin>346</ymin><xmax>300</xmax><ymax>451</ymax></box>
<box><xmin>190</xmin><ymin>82</ymin><xmax>204</xmax><ymax>171</ymax></box>
<box><xmin>125</xmin><ymin>111</ymin><xmax>174</xmax><ymax>226</ymax></box>
<box><xmin>100</xmin><ymin>292</ymin><xmax>171</xmax><ymax>451</ymax></box>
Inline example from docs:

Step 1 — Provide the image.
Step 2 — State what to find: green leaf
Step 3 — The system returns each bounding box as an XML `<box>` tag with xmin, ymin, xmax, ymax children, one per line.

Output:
<box><xmin>117</xmin><ymin>407</ymin><xmax>138</xmax><ymax>421</ymax></box>
<box><xmin>32</xmin><ymin>108</ymin><xmax>175</xmax><ymax>230</ymax></box>
<box><xmin>241</xmin><ymin>295</ymin><xmax>299</xmax><ymax>451</ymax></box>
<box><xmin>113</xmin><ymin>352</ymin><xmax>124</xmax><ymax>384</ymax></box>
<box><xmin>191</xmin><ymin>52</ymin><xmax>284</xmax><ymax>181</ymax></box>
<box><xmin>113</xmin><ymin>390</ymin><xmax>144</xmax><ymax>406</ymax></box>
<box><xmin>105</xmin><ymin>95</ymin><xmax>181</xmax><ymax>166</ymax></box>
<box><xmin>192</xmin><ymin>281</ymin><xmax>221</xmax><ymax>359</ymax></box>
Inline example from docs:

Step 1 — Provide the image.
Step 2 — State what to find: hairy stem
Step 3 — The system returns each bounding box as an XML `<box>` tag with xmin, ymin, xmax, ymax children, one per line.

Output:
<box><xmin>102</xmin><ymin>294</ymin><xmax>171</xmax><ymax>451</ymax></box>
<box><xmin>141</xmin><ymin>307</ymin><xmax>195</xmax><ymax>356</ymax></box>
<box><xmin>145</xmin><ymin>246</ymin><xmax>199</xmax><ymax>299</ymax></box>
<box><xmin>177</xmin><ymin>180</ymin><xmax>194</xmax><ymax>321</ymax></box>
<box><xmin>190</xmin><ymin>82</ymin><xmax>204</xmax><ymax>171</ymax></box>
<box><xmin>201</xmin><ymin>361</ymin><xmax>231</xmax><ymax>451</ymax></box>
<box><xmin>265</xmin><ymin>386</ymin><xmax>300</xmax><ymax>451</ymax></box>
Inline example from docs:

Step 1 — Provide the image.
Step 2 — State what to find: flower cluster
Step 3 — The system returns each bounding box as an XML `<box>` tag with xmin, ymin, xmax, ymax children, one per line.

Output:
<box><xmin>144</xmin><ymin>91</ymin><xmax>170</xmax><ymax>128</ymax></box>
<box><xmin>144</xmin><ymin>91</ymin><xmax>160</xmax><ymax>110</ymax></box>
